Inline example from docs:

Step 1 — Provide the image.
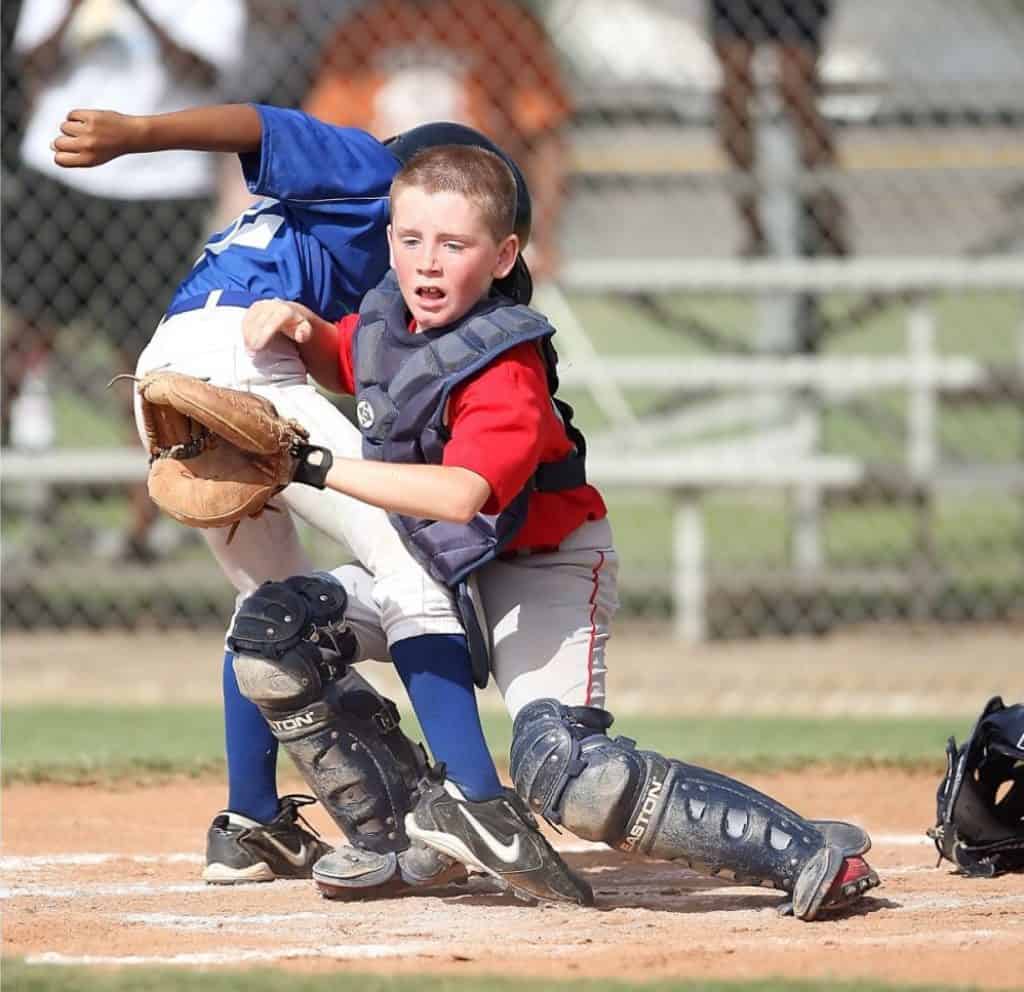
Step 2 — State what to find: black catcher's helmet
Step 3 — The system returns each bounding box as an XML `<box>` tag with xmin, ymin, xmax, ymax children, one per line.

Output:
<box><xmin>384</xmin><ymin>122</ymin><xmax>533</xmax><ymax>304</ymax></box>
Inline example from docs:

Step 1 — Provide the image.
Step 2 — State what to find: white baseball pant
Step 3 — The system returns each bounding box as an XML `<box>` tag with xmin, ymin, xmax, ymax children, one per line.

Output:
<box><xmin>134</xmin><ymin>295</ymin><xmax>463</xmax><ymax>647</ymax></box>
<box><xmin>331</xmin><ymin>518</ymin><xmax>620</xmax><ymax>718</ymax></box>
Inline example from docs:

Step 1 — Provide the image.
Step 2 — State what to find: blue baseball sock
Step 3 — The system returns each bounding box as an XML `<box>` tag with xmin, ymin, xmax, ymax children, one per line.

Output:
<box><xmin>389</xmin><ymin>634</ymin><xmax>502</xmax><ymax>801</ymax></box>
<box><xmin>222</xmin><ymin>650</ymin><xmax>280</xmax><ymax>823</ymax></box>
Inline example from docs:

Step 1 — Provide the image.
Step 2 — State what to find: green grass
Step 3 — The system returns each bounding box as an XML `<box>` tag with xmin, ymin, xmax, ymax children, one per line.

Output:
<box><xmin>1</xmin><ymin>705</ymin><xmax>228</xmax><ymax>783</ymax></box>
<box><xmin>0</xmin><ymin>962</ymin><xmax>990</xmax><ymax>992</ymax></box>
<box><xmin>1</xmin><ymin>704</ymin><xmax>964</xmax><ymax>784</ymax></box>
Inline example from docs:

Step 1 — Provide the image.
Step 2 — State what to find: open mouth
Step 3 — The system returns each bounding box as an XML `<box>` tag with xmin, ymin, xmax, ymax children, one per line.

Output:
<box><xmin>416</xmin><ymin>286</ymin><xmax>446</xmax><ymax>303</ymax></box>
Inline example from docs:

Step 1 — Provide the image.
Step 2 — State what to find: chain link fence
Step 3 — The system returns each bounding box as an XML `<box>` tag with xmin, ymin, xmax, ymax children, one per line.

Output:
<box><xmin>2</xmin><ymin>0</ymin><xmax>1023</xmax><ymax>635</ymax></box>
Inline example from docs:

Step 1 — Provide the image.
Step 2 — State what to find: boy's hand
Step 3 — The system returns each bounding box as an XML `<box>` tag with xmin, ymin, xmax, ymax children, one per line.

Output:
<box><xmin>243</xmin><ymin>299</ymin><xmax>314</xmax><ymax>353</ymax></box>
<box><xmin>52</xmin><ymin>109</ymin><xmax>144</xmax><ymax>167</ymax></box>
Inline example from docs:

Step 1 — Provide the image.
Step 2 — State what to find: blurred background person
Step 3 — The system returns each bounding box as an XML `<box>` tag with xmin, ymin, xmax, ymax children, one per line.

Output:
<box><xmin>707</xmin><ymin>0</ymin><xmax>847</xmax><ymax>256</ymax></box>
<box><xmin>210</xmin><ymin>0</ymin><xmax>353</xmax><ymax>229</ymax></box>
<box><xmin>302</xmin><ymin>0</ymin><xmax>572</xmax><ymax>280</ymax></box>
<box><xmin>1</xmin><ymin>0</ymin><xmax>244</xmax><ymax>559</ymax></box>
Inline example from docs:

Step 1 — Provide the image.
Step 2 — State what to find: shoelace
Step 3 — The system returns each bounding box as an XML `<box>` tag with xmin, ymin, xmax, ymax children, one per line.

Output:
<box><xmin>278</xmin><ymin>794</ymin><xmax>323</xmax><ymax>838</ymax></box>
<box><xmin>502</xmin><ymin>791</ymin><xmax>566</xmax><ymax>838</ymax></box>
<box><xmin>416</xmin><ymin>763</ymin><xmax>448</xmax><ymax>797</ymax></box>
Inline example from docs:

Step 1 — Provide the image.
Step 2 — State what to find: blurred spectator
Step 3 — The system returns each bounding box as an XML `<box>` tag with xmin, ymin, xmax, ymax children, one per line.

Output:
<box><xmin>233</xmin><ymin>1</ymin><xmax>354</xmax><ymax>110</ymax></box>
<box><xmin>2</xmin><ymin>0</ymin><xmax>49</xmax><ymax>451</ymax></box>
<box><xmin>2</xmin><ymin>0</ymin><xmax>244</xmax><ymax>558</ymax></box>
<box><xmin>212</xmin><ymin>0</ymin><xmax>354</xmax><ymax>229</ymax></box>
<box><xmin>302</xmin><ymin>0</ymin><xmax>572</xmax><ymax>279</ymax></box>
<box><xmin>2</xmin><ymin>0</ymin><xmax>28</xmax><ymax>173</ymax></box>
<box><xmin>707</xmin><ymin>0</ymin><xmax>847</xmax><ymax>256</ymax></box>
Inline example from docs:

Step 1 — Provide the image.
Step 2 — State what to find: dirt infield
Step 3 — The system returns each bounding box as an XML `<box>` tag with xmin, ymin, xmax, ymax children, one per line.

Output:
<box><xmin>4</xmin><ymin>771</ymin><xmax>1024</xmax><ymax>986</ymax></box>
<box><xmin>4</xmin><ymin>624</ymin><xmax>1023</xmax><ymax>984</ymax></box>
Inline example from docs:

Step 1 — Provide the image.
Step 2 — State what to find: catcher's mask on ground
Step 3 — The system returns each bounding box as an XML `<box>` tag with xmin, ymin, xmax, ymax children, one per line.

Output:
<box><xmin>929</xmin><ymin>695</ymin><xmax>1024</xmax><ymax>877</ymax></box>
<box><xmin>384</xmin><ymin>122</ymin><xmax>533</xmax><ymax>305</ymax></box>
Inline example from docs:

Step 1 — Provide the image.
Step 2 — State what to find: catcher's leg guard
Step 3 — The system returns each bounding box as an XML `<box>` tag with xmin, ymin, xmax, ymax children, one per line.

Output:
<box><xmin>511</xmin><ymin>699</ymin><xmax>876</xmax><ymax>918</ymax></box>
<box><xmin>228</xmin><ymin>574</ymin><xmax>426</xmax><ymax>855</ymax></box>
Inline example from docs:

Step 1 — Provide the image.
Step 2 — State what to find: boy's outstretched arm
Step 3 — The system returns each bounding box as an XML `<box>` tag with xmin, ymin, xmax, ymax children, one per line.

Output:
<box><xmin>51</xmin><ymin>104</ymin><xmax>263</xmax><ymax>168</ymax></box>
<box><xmin>320</xmin><ymin>459</ymin><xmax>492</xmax><ymax>525</ymax></box>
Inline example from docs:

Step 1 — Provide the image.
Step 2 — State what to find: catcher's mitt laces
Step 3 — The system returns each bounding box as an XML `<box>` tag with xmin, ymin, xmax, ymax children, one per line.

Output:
<box><xmin>107</xmin><ymin>373</ymin><xmax>142</xmax><ymax>389</ymax></box>
<box><xmin>106</xmin><ymin>367</ymin><xmax>212</xmax><ymax>389</ymax></box>
<box><xmin>159</xmin><ymin>429</ymin><xmax>210</xmax><ymax>462</ymax></box>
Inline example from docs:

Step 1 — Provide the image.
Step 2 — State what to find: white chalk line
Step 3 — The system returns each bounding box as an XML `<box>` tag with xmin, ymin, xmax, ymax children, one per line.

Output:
<box><xmin>23</xmin><ymin>921</ymin><xmax>1024</xmax><ymax>970</ymax></box>
<box><xmin>0</xmin><ymin>832</ymin><xmax>931</xmax><ymax>875</ymax></box>
<box><xmin>122</xmin><ymin>911</ymin><xmax>336</xmax><ymax>930</ymax></box>
<box><xmin>27</xmin><ymin>944</ymin><xmax>441</xmax><ymax>967</ymax></box>
<box><xmin>0</xmin><ymin>853</ymin><xmax>204</xmax><ymax>870</ymax></box>
<box><xmin>875</xmin><ymin>834</ymin><xmax>932</xmax><ymax>847</ymax></box>
<box><xmin>13</xmin><ymin>857</ymin><xmax>1024</xmax><ymax>969</ymax></box>
<box><xmin>715</xmin><ymin>927</ymin><xmax>1022</xmax><ymax>953</ymax></box>
<box><xmin>7</xmin><ymin>870</ymin><xmax>1020</xmax><ymax>915</ymax></box>
<box><xmin>0</xmin><ymin>834</ymin><xmax>937</xmax><ymax>900</ymax></box>
<box><xmin>1</xmin><ymin>881</ymin><xmax>211</xmax><ymax>899</ymax></box>
<box><xmin>887</xmin><ymin>891</ymin><xmax>1024</xmax><ymax>912</ymax></box>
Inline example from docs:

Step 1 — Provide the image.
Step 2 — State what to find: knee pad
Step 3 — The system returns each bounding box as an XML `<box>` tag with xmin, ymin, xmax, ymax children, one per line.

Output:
<box><xmin>230</xmin><ymin>574</ymin><xmax>355</xmax><ymax>727</ymax></box>
<box><xmin>228</xmin><ymin>574</ymin><xmax>425</xmax><ymax>855</ymax></box>
<box><xmin>510</xmin><ymin>698</ymin><xmax>844</xmax><ymax>894</ymax></box>
<box><xmin>230</xmin><ymin>573</ymin><xmax>354</xmax><ymax>668</ymax></box>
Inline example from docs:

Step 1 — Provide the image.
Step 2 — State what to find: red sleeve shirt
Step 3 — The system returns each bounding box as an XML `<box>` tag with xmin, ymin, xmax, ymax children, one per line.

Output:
<box><xmin>335</xmin><ymin>316</ymin><xmax>607</xmax><ymax>553</ymax></box>
<box><xmin>336</xmin><ymin>313</ymin><xmax>360</xmax><ymax>393</ymax></box>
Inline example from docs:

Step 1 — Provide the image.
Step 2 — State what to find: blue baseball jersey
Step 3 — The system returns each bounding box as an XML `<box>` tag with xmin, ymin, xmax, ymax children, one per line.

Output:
<box><xmin>168</xmin><ymin>105</ymin><xmax>399</xmax><ymax>321</ymax></box>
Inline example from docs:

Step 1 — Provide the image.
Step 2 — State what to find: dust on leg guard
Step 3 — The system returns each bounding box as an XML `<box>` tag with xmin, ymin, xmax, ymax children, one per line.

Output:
<box><xmin>311</xmin><ymin>841</ymin><xmax>469</xmax><ymax>901</ymax></box>
<box><xmin>510</xmin><ymin>699</ymin><xmax>879</xmax><ymax>920</ymax></box>
<box><xmin>228</xmin><ymin>574</ymin><xmax>426</xmax><ymax>855</ymax></box>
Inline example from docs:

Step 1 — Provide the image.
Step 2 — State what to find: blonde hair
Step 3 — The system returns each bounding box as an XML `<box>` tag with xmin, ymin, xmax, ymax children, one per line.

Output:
<box><xmin>390</xmin><ymin>145</ymin><xmax>518</xmax><ymax>243</ymax></box>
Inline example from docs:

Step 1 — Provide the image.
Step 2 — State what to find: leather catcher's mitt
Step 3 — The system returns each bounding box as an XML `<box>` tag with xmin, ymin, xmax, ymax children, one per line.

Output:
<box><xmin>928</xmin><ymin>695</ymin><xmax>1024</xmax><ymax>877</ymax></box>
<box><xmin>136</xmin><ymin>371</ymin><xmax>332</xmax><ymax>536</ymax></box>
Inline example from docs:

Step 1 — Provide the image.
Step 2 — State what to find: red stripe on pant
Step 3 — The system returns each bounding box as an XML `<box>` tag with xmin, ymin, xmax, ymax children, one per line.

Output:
<box><xmin>584</xmin><ymin>550</ymin><xmax>606</xmax><ymax>705</ymax></box>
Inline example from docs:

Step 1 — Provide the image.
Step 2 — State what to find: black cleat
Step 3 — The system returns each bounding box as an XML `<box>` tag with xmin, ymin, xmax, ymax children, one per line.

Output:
<box><xmin>405</xmin><ymin>776</ymin><xmax>593</xmax><ymax>907</ymax></box>
<box><xmin>202</xmin><ymin>794</ymin><xmax>333</xmax><ymax>884</ymax></box>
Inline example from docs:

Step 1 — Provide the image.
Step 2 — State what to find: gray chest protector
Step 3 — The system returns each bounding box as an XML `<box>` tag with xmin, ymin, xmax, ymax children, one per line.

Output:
<box><xmin>353</xmin><ymin>272</ymin><xmax>587</xmax><ymax>685</ymax></box>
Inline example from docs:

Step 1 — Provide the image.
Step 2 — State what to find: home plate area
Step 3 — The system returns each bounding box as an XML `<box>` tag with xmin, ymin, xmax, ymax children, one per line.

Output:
<box><xmin>3</xmin><ymin>776</ymin><xmax>1023</xmax><ymax>986</ymax></box>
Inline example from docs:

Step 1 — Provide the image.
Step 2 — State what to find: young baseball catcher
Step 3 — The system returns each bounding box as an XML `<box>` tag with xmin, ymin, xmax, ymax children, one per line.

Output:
<box><xmin>52</xmin><ymin>104</ymin><xmax>589</xmax><ymax>904</ymax></box>
<box><xmin>239</xmin><ymin>143</ymin><xmax>882</xmax><ymax>919</ymax></box>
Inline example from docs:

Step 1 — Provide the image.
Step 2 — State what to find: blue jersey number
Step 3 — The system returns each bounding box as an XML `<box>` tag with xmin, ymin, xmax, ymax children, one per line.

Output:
<box><xmin>197</xmin><ymin>200</ymin><xmax>285</xmax><ymax>263</ymax></box>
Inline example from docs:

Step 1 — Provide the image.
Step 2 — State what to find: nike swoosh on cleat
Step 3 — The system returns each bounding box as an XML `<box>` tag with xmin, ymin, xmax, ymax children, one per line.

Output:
<box><xmin>458</xmin><ymin>807</ymin><xmax>522</xmax><ymax>865</ymax></box>
<box><xmin>260</xmin><ymin>835</ymin><xmax>309</xmax><ymax>868</ymax></box>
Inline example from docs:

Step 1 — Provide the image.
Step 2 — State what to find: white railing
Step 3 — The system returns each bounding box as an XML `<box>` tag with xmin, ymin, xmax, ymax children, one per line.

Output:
<box><xmin>555</xmin><ymin>257</ymin><xmax>1024</xmax><ymax>639</ymax></box>
<box><xmin>560</xmin><ymin>256</ymin><xmax>1024</xmax><ymax>294</ymax></box>
<box><xmin>2</xmin><ymin>447</ymin><xmax>149</xmax><ymax>485</ymax></box>
<box><xmin>2</xmin><ymin>258</ymin><xmax>1022</xmax><ymax>639</ymax></box>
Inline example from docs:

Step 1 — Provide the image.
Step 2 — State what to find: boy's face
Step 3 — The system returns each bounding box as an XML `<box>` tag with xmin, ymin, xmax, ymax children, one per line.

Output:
<box><xmin>388</xmin><ymin>187</ymin><xmax>519</xmax><ymax>330</ymax></box>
